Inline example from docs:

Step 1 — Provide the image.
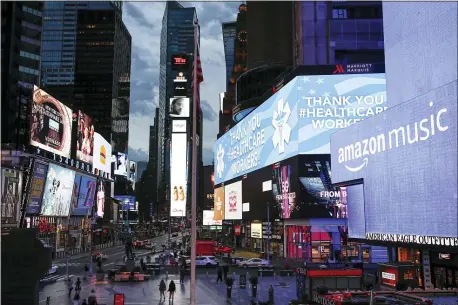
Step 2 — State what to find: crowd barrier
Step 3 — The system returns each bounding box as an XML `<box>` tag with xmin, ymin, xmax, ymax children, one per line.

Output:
<box><xmin>54</xmin><ymin>240</ymin><xmax>123</xmax><ymax>259</ymax></box>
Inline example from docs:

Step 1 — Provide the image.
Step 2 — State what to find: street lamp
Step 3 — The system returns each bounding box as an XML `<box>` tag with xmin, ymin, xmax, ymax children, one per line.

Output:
<box><xmin>263</xmin><ymin>180</ymin><xmax>273</xmax><ymax>262</ymax></box>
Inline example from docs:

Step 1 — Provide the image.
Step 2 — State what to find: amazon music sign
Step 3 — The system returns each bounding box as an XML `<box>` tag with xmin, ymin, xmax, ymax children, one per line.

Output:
<box><xmin>330</xmin><ymin>82</ymin><xmax>457</xmax><ymax>243</ymax></box>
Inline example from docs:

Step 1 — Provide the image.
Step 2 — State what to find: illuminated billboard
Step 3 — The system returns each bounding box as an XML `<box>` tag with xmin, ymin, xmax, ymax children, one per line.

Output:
<box><xmin>92</xmin><ymin>132</ymin><xmax>112</xmax><ymax>177</ymax></box>
<box><xmin>172</xmin><ymin>120</ymin><xmax>187</xmax><ymax>133</ymax></box>
<box><xmin>114</xmin><ymin>152</ymin><xmax>128</xmax><ymax>176</ymax></box>
<box><xmin>129</xmin><ymin>161</ymin><xmax>136</xmax><ymax>187</ymax></box>
<box><xmin>330</xmin><ymin>82</ymin><xmax>457</xmax><ymax>244</ymax></box>
<box><xmin>26</xmin><ymin>161</ymin><xmax>48</xmax><ymax>215</ymax></box>
<box><xmin>170</xmin><ymin>133</ymin><xmax>187</xmax><ymax>217</ymax></box>
<box><xmin>213</xmin><ymin>187</ymin><xmax>224</xmax><ymax>220</ymax></box>
<box><xmin>40</xmin><ymin>164</ymin><xmax>76</xmax><ymax>216</ymax></box>
<box><xmin>1</xmin><ymin>169</ymin><xmax>23</xmax><ymax>224</ymax></box>
<box><xmin>75</xmin><ymin>110</ymin><xmax>95</xmax><ymax>165</ymax></box>
<box><xmin>203</xmin><ymin>210</ymin><xmax>222</xmax><ymax>226</ymax></box>
<box><xmin>170</xmin><ymin>97</ymin><xmax>190</xmax><ymax>118</ymax></box>
<box><xmin>30</xmin><ymin>86</ymin><xmax>73</xmax><ymax>158</ymax></box>
<box><xmin>224</xmin><ymin>181</ymin><xmax>242</xmax><ymax>220</ymax></box>
<box><xmin>114</xmin><ymin>195</ymin><xmax>135</xmax><ymax>211</ymax></box>
<box><xmin>214</xmin><ymin>73</ymin><xmax>387</xmax><ymax>185</ymax></box>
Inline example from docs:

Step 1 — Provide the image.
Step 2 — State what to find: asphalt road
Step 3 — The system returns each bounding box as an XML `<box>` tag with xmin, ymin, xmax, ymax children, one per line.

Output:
<box><xmin>44</xmin><ymin>234</ymin><xmax>183</xmax><ymax>283</ymax></box>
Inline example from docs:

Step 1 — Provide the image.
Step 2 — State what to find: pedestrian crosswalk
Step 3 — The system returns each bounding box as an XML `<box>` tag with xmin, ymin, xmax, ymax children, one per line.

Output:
<box><xmin>40</xmin><ymin>274</ymin><xmax>73</xmax><ymax>283</ymax></box>
<box><xmin>53</xmin><ymin>262</ymin><xmax>82</xmax><ymax>267</ymax></box>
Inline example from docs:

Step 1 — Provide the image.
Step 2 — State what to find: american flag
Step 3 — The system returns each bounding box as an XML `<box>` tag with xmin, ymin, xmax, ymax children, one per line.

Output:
<box><xmin>192</xmin><ymin>26</ymin><xmax>204</xmax><ymax>118</ymax></box>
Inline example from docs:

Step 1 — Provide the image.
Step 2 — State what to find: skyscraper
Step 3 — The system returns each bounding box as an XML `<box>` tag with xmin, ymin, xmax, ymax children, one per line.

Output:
<box><xmin>1</xmin><ymin>1</ymin><xmax>44</xmax><ymax>148</ymax></box>
<box><xmin>221</xmin><ymin>22</ymin><xmax>237</xmax><ymax>91</ymax></box>
<box><xmin>40</xmin><ymin>1</ymin><xmax>131</xmax><ymax>153</ymax></box>
<box><xmin>157</xmin><ymin>1</ymin><xmax>202</xmax><ymax>214</ymax></box>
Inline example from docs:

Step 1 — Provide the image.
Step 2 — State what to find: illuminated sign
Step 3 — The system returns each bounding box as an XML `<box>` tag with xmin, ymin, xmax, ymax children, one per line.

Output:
<box><xmin>172</xmin><ymin>120</ymin><xmax>187</xmax><ymax>133</ymax></box>
<box><xmin>170</xmin><ymin>133</ymin><xmax>187</xmax><ymax>217</ymax></box>
<box><xmin>171</xmin><ymin>55</ymin><xmax>189</xmax><ymax>70</ymax></box>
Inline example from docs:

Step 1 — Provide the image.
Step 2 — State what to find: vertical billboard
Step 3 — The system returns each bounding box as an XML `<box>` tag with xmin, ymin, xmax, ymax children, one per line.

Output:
<box><xmin>95</xmin><ymin>180</ymin><xmax>107</xmax><ymax>218</ymax></box>
<box><xmin>213</xmin><ymin>187</ymin><xmax>225</xmax><ymax>220</ymax></box>
<box><xmin>272</xmin><ymin>162</ymin><xmax>297</xmax><ymax>219</ymax></box>
<box><xmin>214</xmin><ymin>73</ymin><xmax>387</xmax><ymax>185</ymax></box>
<box><xmin>92</xmin><ymin>132</ymin><xmax>112</xmax><ymax>177</ymax></box>
<box><xmin>72</xmin><ymin>175</ymin><xmax>97</xmax><ymax>216</ymax></box>
<box><xmin>1</xmin><ymin>169</ymin><xmax>23</xmax><ymax>224</ymax></box>
<box><xmin>26</xmin><ymin>161</ymin><xmax>49</xmax><ymax>215</ymax></box>
<box><xmin>224</xmin><ymin>181</ymin><xmax>242</xmax><ymax>220</ymax></box>
<box><xmin>114</xmin><ymin>152</ymin><xmax>128</xmax><ymax>176</ymax></box>
<box><xmin>30</xmin><ymin>86</ymin><xmax>73</xmax><ymax>158</ymax></box>
<box><xmin>170</xmin><ymin>133</ymin><xmax>187</xmax><ymax>217</ymax></box>
<box><xmin>76</xmin><ymin>110</ymin><xmax>95</xmax><ymax>165</ymax></box>
<box><xmin>330</xmin><ymin>82</ymin><xmax>457</xmax><ymax>244</ymax></box>
<box><xmin>169</xmin><ymin>97</ymin><xmax>190</xmax><ymax>118</ymax></box>
<box><xmin>203</xmin><ymin>210</ymin><xmax>222</xmax><ymax>226</ymax></box>
<box><xmin>173</xmin><ymin>72</ymin><xmax>188</xmax><ymax>97</ymax></box>
<box><xmin>129</xmin><ymin>161</ymin><xmax>136</xmax><ymax>188</ymax></box>
<box><xmin>40</xmin><ymin>164</ymin><xmax>76</xmax><ymax>216</ymax></box>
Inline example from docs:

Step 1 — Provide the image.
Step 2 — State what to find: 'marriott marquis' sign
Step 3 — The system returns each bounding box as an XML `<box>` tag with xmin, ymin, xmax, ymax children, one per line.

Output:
<box><xmin>214</xmin><ymin>73</ymin><xmax>387</xmax><ymax>185</ymax></box>
<box><xmin>330</xmin><ymin>81</ymin><xmax>457</xmax><ymax>240</ymax></box>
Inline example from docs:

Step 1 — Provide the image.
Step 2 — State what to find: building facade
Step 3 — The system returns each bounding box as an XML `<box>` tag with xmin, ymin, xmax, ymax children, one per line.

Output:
<box><xmin>157</xmin><ymin>1</ymin><xmax>203</xmax><ymax>218</ymax></box>
<box><xmin>40</xmin><ymin>1</ymin><xmax>131</xmax><ymax>153</ymax></box>
<box><xmin>294</xmin><ymin>1</ymin><xmax>384</xmax><ymax>66</ymax></box>
<box><xmin>221</xmin><ymin>21</ymin><xmax>236</xmax><ymax>91</ymax></box>
<box><xmin>1</xmin><ymin>1</ymin><xmax>43</xmax><ymax>149</ymax></box>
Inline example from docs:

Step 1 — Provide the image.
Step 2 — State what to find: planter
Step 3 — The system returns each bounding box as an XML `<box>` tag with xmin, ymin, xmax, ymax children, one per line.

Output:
<box><xmin>95</xmin><ymin>273</ymin><xmax>105</xmax><ymax>281</ymax></box>
<box><xmin>251</xmin><ymin>285</ymin><xmax>257</xmax><ymax>298</ymax></box>
<box><xmin>226</xmin><ymin>286</ymin><xmax>232</xmax><ymax>298</ymax></box>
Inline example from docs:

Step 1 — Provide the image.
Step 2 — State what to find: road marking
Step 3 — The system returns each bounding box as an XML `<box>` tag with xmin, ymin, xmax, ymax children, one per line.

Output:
<box><xmin>103</xmin><ymin>262</ymin><xmax>114</xmax><ymax>267</ymax></box>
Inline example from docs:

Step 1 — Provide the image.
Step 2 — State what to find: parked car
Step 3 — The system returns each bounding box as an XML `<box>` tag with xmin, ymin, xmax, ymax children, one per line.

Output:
<box><xmin>185</xmin><ymin>256</ymin><xmax>219</xmax><ymax>267</ymax></box>
<box><xmin>238</xmin><ymin>258</ymin><xmax>271</xmax><ymax>268</ymax></box>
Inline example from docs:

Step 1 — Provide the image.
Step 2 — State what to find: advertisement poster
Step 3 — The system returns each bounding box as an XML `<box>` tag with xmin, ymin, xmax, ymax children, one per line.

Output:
<box><xmin>213</xmin><ymin>187</ymin><xmax>225</xmax><ymax>220</ymax></box>
<box><xmin>92</xmin><ymin>132</ymin><xmax>112</xmax><ymax>177</ymax></box>
<box><xmin>272</xmin><ymin>163</ymin><xmax>296</xmax><ymax>219</ymax></box>
<box><xmin>224</xmin><ymin>181</ymin><xmax>242</xmax><ymax>220</ymax></box>
<box><xmin>114</xmin><ymin>195</ymin><xmax>135</xmax><ymax>211</ymax></box>
<box><xmin>26</xmin><ymin>161</ymin><xmax>49</xmax><ymax>215</ymax></box>
<box><xmin>203</xmin><ymin>210</ymin><xmax>222</xmax><ymax>226</ymax></box>
<box><xmin>169</xmin><ymin>97</ymin><xmax>190</xmax><ymax>118</ymax></box>
<box><xmin>114</xmin><ymin>153</ymin><xmax>128</xmax><ymax>176</ymax></box>
<box><xmin>170</xmin><ymin>133</ymin><xmax>187</xmax><ymax>217</ymax></box>
<box><xmin>172</xmin><ymin>120</ymin><xmax>187</xmax><ymax>133</ymax></box>
<box><xmin>251</xmin><ymin>223</ymin><xmax>262</xmax><ymax>238</ymax></box>
<box><xmin>96</xmin><ymin>181</ymin><xmax>106</xmax><ymax>218</ymax></box>
<box><xmin>214</xmin><ymin>73</ymin><xmax>387</xmax><ymax>185</ymax></box>
<box><xmin>30</xmin><ymin>86</ymin><xmax>73</xmax><ymax>158</ymax></box>
<box><xmin>40</xmin><ymin>164</ymin><xmax>76</xmax><ymax>216</ymax></box>
<box><xmin>129</xmin><ymin>161</ymin><xmax>136</xmax><ymax>185</ymax></box>
<box><xmin>76</xmin><ymin>110</ymin><xmax>95</xmax><ymax>165</ymax></box>
<box><xmin>71</xmin><ymin>174</ymin><xmax>82</xmax><ymax>213</ymax></box>
<box><xmin>1</xmin><ymin>169</ymin><xmax>23</xmax><ymax>224</ymax></box>
<box><xmin>73</xmin><ymin>175</ymin><xmax>96</xmax><ymax>216</ymax></box>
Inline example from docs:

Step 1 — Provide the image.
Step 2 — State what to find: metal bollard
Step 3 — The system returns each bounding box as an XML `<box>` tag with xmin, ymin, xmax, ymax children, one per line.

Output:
<box><xmin>46</xmin><ymin>296</ymin><xmax>50</xmax><ymax>305</ymax></box>
<box><xmin>166</xmin><ymin>271</ymin><xmax>168</xmax><ymax>279</ymax></box>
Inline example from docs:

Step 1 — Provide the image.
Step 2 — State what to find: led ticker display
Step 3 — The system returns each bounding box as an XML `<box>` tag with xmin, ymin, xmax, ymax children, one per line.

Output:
<box><xmin>30</xmin><ymin>86</ymin><xmax>73</xmax><ymax>159</ymax></box>
<box><xmin>214</xmin><ymin>73</ymin><xmax>387</xmax><ymax>185</ymax></box>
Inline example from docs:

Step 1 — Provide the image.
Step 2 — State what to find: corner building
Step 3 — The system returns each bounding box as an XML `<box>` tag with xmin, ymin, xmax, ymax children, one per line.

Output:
<box><xmin>330</xmin><ymin>2</ymin><xmax>457</xmax><ymax>290</ymax></box>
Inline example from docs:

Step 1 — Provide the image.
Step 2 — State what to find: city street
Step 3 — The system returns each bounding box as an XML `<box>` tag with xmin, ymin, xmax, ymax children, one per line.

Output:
<box><xmin>39</xmin><ymin>272</ymin><xmax>298</xmax><ymax>305</ymax></box>
<box><xmin>42</xmin><ymin>234</ymin><xmax>182</xmax><ymax>283</ymax></box>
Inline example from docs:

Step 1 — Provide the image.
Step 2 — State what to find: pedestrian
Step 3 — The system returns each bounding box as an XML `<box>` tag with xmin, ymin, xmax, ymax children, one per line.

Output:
<box><xmin>179</xmin><ymin>265</ymin><xmax>185</xmax><ymax>284</ymax></box>
<box><xmin>88</xmin><ymin>289</ymin><xmax>97</xmax><ymax>305</ymax></box>
<box><xmin>67</xmin><ymin>279</ymin><xmax>74</xmax><ymax>298</ymax></box>
<box><xmin>168</xmin><ymin>280</ymin><xmax>176</xmax><ymax>301</ymax></box>
<box><xmin>216</xmin><ymin>266</ymin><xmax>223</xmax><ymax>283</ymax></box>
<box><xmin>268</xmin><ymin>285</ymin><xmax>274</xmax><ymax>304</ymax></box>
<box><xmin>83</xmin><ymin>265</ymin><xmax>89</xmax><ymax>279</ymax></box>
<box><xmin>81</xmin><ymin>299</ymin><xmax>88</xmax><ymax>305</ymax></box>
<box><xmin>159</xmin><ymin>279</ymin><xmax>166</xmax><ymax>300</ymax></box>
<box><xmin>75</xmin><ymin>277</ymin><xmax>82</xmax><ymax>295</ymax></box>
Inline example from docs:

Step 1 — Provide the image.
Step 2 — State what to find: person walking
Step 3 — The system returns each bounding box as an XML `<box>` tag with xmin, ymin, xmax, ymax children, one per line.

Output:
<box><xmin>168</xmin><ymin>280</ymin><xmax>176</xmax><ymax>302</ymax></box>
<box><xmin>179</xmin><ymin>265</ymin><xmax>185</xmax><ymax>284</ymax></box>
<box><xmin>67</xmin><ymin>279</ymin><xmax>74</xmax><ymax>298</ymax></box>
<box><xmin>88</xmin><ymin>289</ymin><xmax>97</xmax><ymax>305</ymax></box>
<box><xmin>75</xmin><ymin>277</ymin><xmax>82</xmax><ymax>295</ymax></box>
<box><xmin>216</xmin><ymin>266</ymin><xmax>223</xmax><ymax>283</ymax></box>
<box><xmin>73</xmin><ymin>293</ymin><xmax>81</xmax><ymax>305</ymax></box>
<box><xmin>159</xmin><ymin>279</ymin><xmax>167</xmax><ymax>300</ymax></box>
<box><xmin>268</xmin><ymin>285</ymin><xmax>274</xmax><ymax>304</ymax></box>
<box><xmin>83</xmin><ymin>265</ymin><xmax>89</xmax><ymax>280</ymax></box>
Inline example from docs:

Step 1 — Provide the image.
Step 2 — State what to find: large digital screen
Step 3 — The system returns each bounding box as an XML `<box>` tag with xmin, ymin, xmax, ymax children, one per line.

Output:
<box><xmin>251</xmin><ymin>223</ymin><xmax>262</xmax><ymax>238</ymax></box>
<box><xmin>330</xmin><ymin>82</ymin><xmax>458</xmax><ymax>242</ymax></box>
<box><xmin>114</xmin><ymin>195</ymin><xmax>135</xmax><ymax>211</ymax></box>
<box><xmin>114</xmin><ymin>152</ymin><xmax>128</xmax><ymax>176</ymax></box>
<box><xmin>273</xmin><ymin>163</ymin><xmax>297</xmax><ymax>219</ymax></box>
<box><xmin>213</xmin><ymin>187</ymin><xmax>225</xmax><ymax>220</ymax></box>
<box><xmin>203</xmin><ymin>210</ymin><xmax>222</xmax><ymax>226</ymax></box>
<box><xmin>224</xmin><ymin>181</ymin><xmax>242</xmax><ymax>220</ymax></box>
<box><xmin>129</xmin><ymin>161</ymin><xmax>136</xmax><ymax>185</ymax></box>
<box><xmin>72</xmin><ymin>174</ymin><xmax>96</xmax><ymax>216</ymax></box>
<box><xmin>170</xmin><ymin>133</ymin><xmax>187</xmax><ymax>217</ymax></box>
<box><xmin>30</xmin><ymin>86</ymin><xmax>73</xmax><ymax>158</ymax></box>
<box><xmin>40</xmin><ymin>164</ymin><xmax>76</xmax><ymax>216</ymax></box>
<box><xmin>26</xmin><ymin>161</ymin><xmax>48</xmax><ymax>215</ymax></box>
<box><xmin>76</xmin><ymin>110</ymin><xmax>95</xmax><ymax>165</ymax></box>
<box><xmin>297</xmin><ymin>154</ymin><xmax>347</xmax><ymax>219</ymax></box>
<box><xmin>92</xmin><ymin>132</ymin><xmax>112</xmax><ymax>177</ymax></box>
<box><xmin>95</xmin><ymin>181</ymin><xmax>107</xmax><ymax>217</ymax></box>
<box><xmin>1</xmin><ymin>169</ymin><xmax>23</xmax><ymax>224</ymax></box>
<box><xmin>203</xmin><ymin>166</ymin><xmax>214</xmax><ymax>210</ymax></box>
<box><xmin>214</xmin><ymin>73</ymin><xmax>387</xmax><ymax>185</ymax></box>
<box><xmin>169</xmin><ymin>97</ymin><xmax>190</xmax><ymax>118</ymax></box>
<box><xmin>346</xmin><ymin>184</ymin><xmax>365</xmax><ymax>239</ymax></box>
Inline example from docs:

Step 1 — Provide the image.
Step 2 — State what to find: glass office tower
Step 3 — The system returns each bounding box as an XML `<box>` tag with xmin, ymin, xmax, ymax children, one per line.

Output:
<box><xmin>222</xmin><ymin>22</ymin><xmax>237</xmax><ymax>91</ymax></box>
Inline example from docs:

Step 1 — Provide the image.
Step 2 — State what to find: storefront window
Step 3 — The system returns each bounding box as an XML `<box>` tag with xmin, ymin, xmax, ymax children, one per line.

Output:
<box><xmin>398</xmin><ymin>247</ymin><xmax>421</xmax><ymax>263</ymax></box>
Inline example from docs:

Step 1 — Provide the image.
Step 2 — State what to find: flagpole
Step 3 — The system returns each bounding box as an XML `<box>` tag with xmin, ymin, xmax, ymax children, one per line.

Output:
<box><xmin>190</xmin><ymin>20</ymin><xmax>198</xmax><ymax>305</ymax></box>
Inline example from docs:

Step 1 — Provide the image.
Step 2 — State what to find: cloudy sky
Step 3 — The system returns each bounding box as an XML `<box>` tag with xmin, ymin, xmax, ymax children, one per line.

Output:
<box><xmin>124</xmin><ymin>1</ymin><xmax>242</xmax><ymax>165</ymax></box>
